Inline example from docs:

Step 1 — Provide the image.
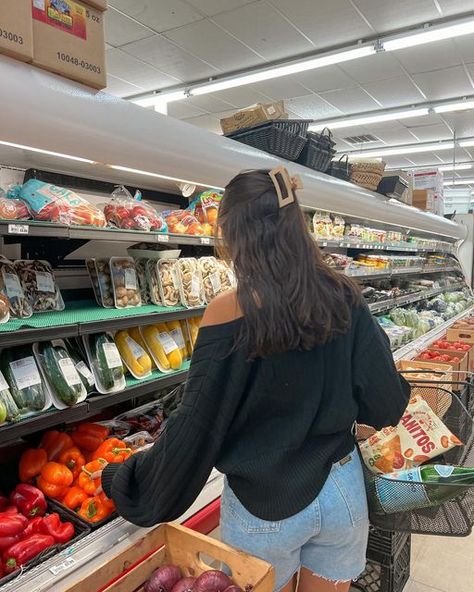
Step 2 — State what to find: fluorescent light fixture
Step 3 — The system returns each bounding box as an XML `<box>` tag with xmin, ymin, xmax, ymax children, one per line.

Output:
<box><xmin>0</xmin><ymin>140</ymin><xmax>95</xmax><ymax>164</ymax></box>
<box><xmin>434</xmin><ymin>99</ymin><xmax>474</xmax><ymax>113</ymax></box>
<box><xmin>109</xmin><ymin>165</ymin><xmax>225</xmax><ymax>191</ymax></box>
<box><xmin>444</xmin><ymin>177</ymin><xmax>474</xmax><ymax>186</ymax></box>
<box><xmin>384</xmin><ymin>19</ymin><xmax>474</xmax><ymax>51</ymax></box>
<box><xmin>347</xmin><ymin>141</ymin><xmax>455</xmax><ymax>158</ymax></box>
<box><xmin>438</xmin><ymin>163</ymin><xmax>473</xmax><ymax>172</ymax></box>
<box><xmin>310</xmin><ymin>107</ymin><xmax>429</xmax><ymax>131</ymax></box>
<box><xmin>459</xmin><ymin>139</ymin><xmax>474</xmax><ymax>147</ymax></box>
<box><xmin>132</xmin><ymin>90</ymin><xmax>188</xmax><ymax>108</ymax></box>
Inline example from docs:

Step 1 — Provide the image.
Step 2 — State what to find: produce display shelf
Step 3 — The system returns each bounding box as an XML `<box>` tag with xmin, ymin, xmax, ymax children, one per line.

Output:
<box><xmin>368</xmin><ymin>282</ymin><xmax>466</xmax><ymax>314</ymax></box>
<box><xmin>0</xmin><ymin>301</ymin><xmax>206</xmax><ymax>346</ymax></box>
<box><xmin>314</xmin><ymin>237</ymin><xmax>455</xmax><ymax>254</ymax></box>
<box><xmin>0</xmin><ymin>220</ymin><xmax>215</xmax><ymax>246</ymax></box>
<box><xmin>347</xmin><ymin>265</ymin><xmax>459</xmax><ymax>280</ymax></box>
<box><xmin>393</xmin><ymin>305</ymin><xmax>474</xmax><ymax>362</ymax></box>
<box><xmin>0</xmin><ymin>364</ymin><xmax>190</xmax><ymax>446</ymax></box>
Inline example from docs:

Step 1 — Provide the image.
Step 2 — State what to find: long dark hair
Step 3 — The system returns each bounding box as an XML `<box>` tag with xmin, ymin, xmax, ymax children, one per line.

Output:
<box><xmin>217</xmin><ymin>169</ymin><xmax>360</xmax><ymax>358</ymax></box>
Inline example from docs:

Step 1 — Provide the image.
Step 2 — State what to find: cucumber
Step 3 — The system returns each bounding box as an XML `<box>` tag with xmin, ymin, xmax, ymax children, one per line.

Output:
<box><xmin>65</xmin><ymin>340</ymin><xmax>95</xmax><ymax>394</ymax></box>
<box><xmin>0</xmin><ymin>383</ymin><xmax>20</xmax><ymax>423</ymax></box>
<box><xmin>40</xmin><ymin>343</ymin><xmax>82</xmax><ymax>407</ymax></box>
<box><xmin>92</xmin><ymin>333</ymin><xmax>124</xmax><ymax>390</ymax></box>
<box><xmin>1</xmin><ymin>349</ymin><xmax>27</xmax><ymax>410</ymax></box>
<box><xmin>1</xmin><ymin>347</ymin><xmax>45</xmax><ymax>411</ymax></box>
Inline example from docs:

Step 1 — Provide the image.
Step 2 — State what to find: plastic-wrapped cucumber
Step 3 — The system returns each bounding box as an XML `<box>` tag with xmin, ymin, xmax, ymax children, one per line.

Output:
<box><xmin>0</xmin><ymin>371</ymin><xmax>20</xmax><ymax>422</ymax></box>
<box><xmin>65</xmin><ymin>340</ymin><xmax>95</xmax><ymax>394</ymax></box>
<box><xmin>39</xmin><ymin>343</ymin><xmax>83</xmax><ymax>407</ymax></box>
<box><xmin>91</xmin><ymin>333</ymin><xmax>124</xmax><ymax>391</ymax></box>
<box><xmin>0</xmin><ymin>347</ymin><xmax>45</xmax><ymax>411</ymax></box>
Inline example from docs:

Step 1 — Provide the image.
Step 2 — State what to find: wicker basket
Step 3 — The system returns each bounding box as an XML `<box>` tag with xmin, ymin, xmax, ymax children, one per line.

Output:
<box><xmin>351</xmin><ymin>160</ymin><xmax>387</xmax><ymax>175</ymax></box>
<box><xmin>351</xmin><ymin>171</ymin><xmax>383</xmax><ymax>191</ymax></box>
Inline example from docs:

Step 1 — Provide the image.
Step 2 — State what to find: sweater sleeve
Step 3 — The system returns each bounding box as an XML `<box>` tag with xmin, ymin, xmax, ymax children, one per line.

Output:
<box><xmin>101</xmin><ymin>327</ymin><xmax>250</xmax><ymax>527</ymax></box>
<box><xmin>352</xmin><ymin>303</ymin><xmax>411</xmax><ymax>430</ymax></box>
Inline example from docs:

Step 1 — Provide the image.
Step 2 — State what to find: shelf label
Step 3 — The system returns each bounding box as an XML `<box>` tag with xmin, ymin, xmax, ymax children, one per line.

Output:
<box><xmin>321</xmin><ymin>241</ymin><xmax>327</xmax><ymax>247</ymax></box>
<box><xmin>102</xmin><ymin>343</ymin><xmax>123</xmax><ymax>369</ymax></box>
<box><xmin>3</xmin><ymin>272</ymin><xmax>24</xmax><ymax>298</ymax></box>
<box><xmin>0</xmin><ymin>371</ymin><xmax>8</xmax><ymax>392</ymax></box>
<box><xmin>59</xmin><ymin>357</ymin><xmax>82</xmax><ymax>387</ymax></box>
<box><xmin>157</xmin><ymin>234</ymin><xmax>169</xmax><ymax>243</ymax></box>
<box><xmin>7</xmin><ymin>223</ymin><xmax>29</xmax><ymax>235</ymax></box>
<box><xmin>50</xmin><ymin>557</ymin><xmax>76</xmax><ymax>575</ymax></box>
<box><xmin>10</xmin><ymin>357</ymin><xmax>41</xmax><ymax>390</ymax></box>
<box><xmin>200</xmin><ymin>237</ymin><xmax>211</xmax><ymax>245</ymax></box>
<box><xmin>35</xmin><ymin>271</ymin><xmax>55</xmax><ymax>293</ymax></box>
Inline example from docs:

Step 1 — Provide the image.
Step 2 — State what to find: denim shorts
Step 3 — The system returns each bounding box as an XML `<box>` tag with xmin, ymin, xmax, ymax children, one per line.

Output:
<box><xmin>220</xmin><ymin>449</ymin><xmax>369</xmax><ymax>591</ymax></box>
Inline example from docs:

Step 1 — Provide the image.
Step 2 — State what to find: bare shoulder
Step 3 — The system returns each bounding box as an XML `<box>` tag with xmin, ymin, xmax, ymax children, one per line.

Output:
<box><xmin>201</xmin><ymin>289</ymin><xmax>243</xmax><ymax>327</ymax></box>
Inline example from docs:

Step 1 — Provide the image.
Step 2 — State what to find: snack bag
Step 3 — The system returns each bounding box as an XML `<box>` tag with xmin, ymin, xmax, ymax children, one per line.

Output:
<box><xmin>0</xmin><ymin>195</ymin><xmax>30</xmax><ymax>220</ymax></box>
<box><xmin>104</xmin><ymin>186</ymin><xmax>167</xmax><ymax>232</ymax></box>
<box><xmin>360</xmin><ymin>396</ymin><xmax>462</xmax><ymax>475</ymax></box>
<box><xmin>312</xmin><ymin>211</ymin><xmax>332</xmax><ymax>238</ymax></box>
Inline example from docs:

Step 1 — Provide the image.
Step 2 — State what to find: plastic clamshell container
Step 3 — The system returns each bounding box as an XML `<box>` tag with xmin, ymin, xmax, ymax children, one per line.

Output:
<box><xmin>33</xmin><ymin>340</ymin><xmax>88</xmax><ymax>410</ymax></box>
<box><xmin>110</xmin><ymin>257</ymin><xmax>142</xmax><ymax>309</ymax></box>
<box><xmin>198</xmin><ymin>256</ymin><xmax>222</xmax><ymax>304</ymax></box>
<box><xmin>83</xmin><ymin>333</ymin><xmax>126</xmax><ymax>394</ymax></box>
<box><xmin>14</xmin><ymin>259</ymin><xmax>65</xmax><ymax>312</ymax></box>
<box><xmin>140</xmin><ymin>325</ymin><xmax>181</xmax><ymax>374</ymax></box>
<box><xmin>145</xmin><ymin>259</ymin><xmax>162</xmax><ymax>306</ymax></box>
<box><xmin>0</xmin><ymin>256</ymin><xmax>32</xmax><ymax>319</ymax></box>
<box><xmin>157</xmin><ymin>259</ymin><xmax>181</xmax><ymax>307</ymax></box>
<box><xmin>0</xmin><ymin>370</ymin><xmax>21</xmax><ymax>424</ymax></box>
<box><xmin>134</xmin><ymin>258</ymin><xmax>150</xmax><ymax>305</ymax></box>
<box><xmin>113</xmin><ymin>329</ymin><xmax>153</xmax><ymax>380</ymax></box>
<box><xmin>95</xmin><ymin>258</ymin><xmax>114</xmax><ymax>308</ymax></box>
<box><xmin>127</xmin><ymin>248</ymin><xmax>182</xmax><ymax>260</ymax></box>
<box><xmin>85</xmin><ymin>258</ymin><xmax>103</xmax><ymax>307</ymax></box>
<box><xmin>176</xmin><ymin>257</ymin><xmax>205</xmax><ymax>308</ymax></box>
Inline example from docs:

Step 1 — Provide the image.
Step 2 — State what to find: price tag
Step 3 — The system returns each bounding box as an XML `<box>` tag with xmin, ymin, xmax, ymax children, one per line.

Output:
<box><xmin>3</xmin><ymin>272</ymin><xmax>23</xmax><ymax>298</ymax></box>
<box><xmin>339</xmin><ymin>242</ymin><xmax>345</xmax><ymax>247</ymax></box>
<box><xmin>190</xmin><ymin>275</ymin><xmax>200</xmax><ymax>298</ymax></box>
<box><xmin>7</xmin><ymin>224</ymin><xmax>29</xmax><ymax>235</ymax></box>
<box><xmin>125</xmin><ymin>336</ymin><xmax>146</xmax><ymax>359</ymax></box>
<box><xmin>209</xmin><ymin>272</ymin><xmax>221</xmax><ymax>295</ymax></box>
<box><xmin>0</xmin><ymin>371</ymin><xmax>9</xmax><ymax>392</ymax></box>
<box><xmin>355</xmin><ymin>244</ymin><xmax>360</xmax><ymax>249</ymax></box>
<box><xmin>102</xmin><ymin>343</ymin><xmax>123</xmax><ymax>369</ymax></box>
<box><xmin>35</xmin><ymin>271</ymin><xmax>55</xmax><ymax>293</ymax></box>
<box><xmin>58</xmin><ymin>358</ymin><xmax>82</xmax><ymax>386</ymax></box>
<box><xmin>158</xmin><ymin>332</ymin><xmax>178</xmax><ymax>354</ymax></box>
<box><xmin>157</xmin><ymin>234</ymin><xmax>169</xmax><ymax>243</ymax></box>
<box><xmin>50</xmin><ymin>557</ymin><xmax>76</xmax><ymax>576</ymax></box>
<box><xmin>10</xmin><ymin>357</ymin><xmax>41</xmax><ymax>390</ymax></box>
<box><xmin>200</xmin><ymin>237</ymin><xmax>211</xmax><ymax>245</ymax></box>
<box><xmin>124</xmin><ymin>268</ymin><xmax>137</xmax><ymax>290</ymax></box>
<box><xmin>75</xmin><ymin>361</ymin><xmax>94</xmax><ymax>386</ymax></box>
<box><xmin>321</xmin><ymin>241</ymin><xmax>327</xmax><ymax>247</ymax></box>
<box><xmin>170</xmin><ymin>327</ymin><xmax>185</xmax><ymax>349</ymax></box>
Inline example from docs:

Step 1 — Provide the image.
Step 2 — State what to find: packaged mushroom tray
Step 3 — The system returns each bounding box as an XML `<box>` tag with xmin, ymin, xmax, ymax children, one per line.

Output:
<box><xmin>198</xmin><ymin>257</ymin><xmax>222</xmax><ymax>303</ymax></box>
<box><xmin>0</xmin><ymin>256</ymin><xmax>32</xmax><ymax>321</ymax></box>
<box><xmin>154</xmin><ymin>259</ymin><xmax>181</xmax><ymax>307</ymax></box>
<box><xmin>177</xmin><ymin>258</ymin><xmax>205</xmax><ymax>308</ymax></box>
<box><xmin>110</xmin><ymin>257</ymin><xmax>142</xmax><ymax>308</ymax></box>
<box><xmin>15</xmin><ymin>259</ymin><xmax>64</xmax><ymax>312</ymax></box>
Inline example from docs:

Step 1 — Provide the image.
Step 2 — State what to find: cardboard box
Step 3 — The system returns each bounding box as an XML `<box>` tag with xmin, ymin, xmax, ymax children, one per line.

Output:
<box><xmin>432</xmin><ymin>334</ymin><xmax>474</xmax><ymax>373</ymax></box>
<box><xmin>412</xmin><ymin>189</ymin><xmax>444</xmax><ymax>215</ymax></box>
<box><xmin>423</xmin><ymin>348</ymin><xmax>468</xmax><ymax>383</ymax></box>
<box><xmin>82</xmin><ymin>0</ymin><xmax>107</xmax><ymax>10</ymax></box>
<box><xmin>32</xmin><ymin>0</ymin><xmax>106</xmax><ymax>89</ymax></box>
<box><xmin>0</xmin><ymin>0</ymin><xmax>33</xmax><ymax>62</ymax></box>
<box><xmin>220</xmin><ymin>101</ymin><xmax>287</xmax><ymax>134</ymax></box>
<box><xmin>64</xmin><ymin>524</ymin><xmax>274</xmax><ymax>592</ymax></box>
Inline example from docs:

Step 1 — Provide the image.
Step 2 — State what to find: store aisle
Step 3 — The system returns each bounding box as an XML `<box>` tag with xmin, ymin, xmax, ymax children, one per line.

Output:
<box><xmin>407</xmin><ymin>532</ymin><xmax>474</xmax><ymax>592</ymax></box>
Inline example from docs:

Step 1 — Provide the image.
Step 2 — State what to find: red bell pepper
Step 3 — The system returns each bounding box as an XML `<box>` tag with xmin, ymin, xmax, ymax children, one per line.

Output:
<box><xmin>10</xmin><ymin>484</ymin><xmax>47</xmax><ymax>518</ymax></box>
<box><xmin>0</xmin><ymin>514</ymin><xmax>27</xmax><ymax>537</ymax></box>
<box><xmin>0</xmin><ymin>535</ymin><xmax>21</xmax><ymax>551</ymax></box>
<box><xmin>3</xmin><ymin>534</ymin><xmax>55</xmax><ymax>573</ymax></box>
<box><xmin>39</xmin><ymin>513</ymin><xmax>74</xmax><ymax>545</ymax></box>
<box><xmin>22</xmin><ymin>516</ymin><xmax>44</xmax><ymax>539</ymax></box>
<box><xmin>0</xmin><ymin>497</ymin><xmax>9</xmax><ymax>512</ymax></box>
<box><xmin>0</xmin><ymin>506</ymin><xmax>17</xmax><ymax>516</ymax></box>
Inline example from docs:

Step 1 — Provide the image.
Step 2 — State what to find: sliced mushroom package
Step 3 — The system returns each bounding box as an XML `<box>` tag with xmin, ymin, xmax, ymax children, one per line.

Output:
<box><xmin>15</xmin><ymin>260</ymin><xmax>64</xmax><ymax>312</ymax></box>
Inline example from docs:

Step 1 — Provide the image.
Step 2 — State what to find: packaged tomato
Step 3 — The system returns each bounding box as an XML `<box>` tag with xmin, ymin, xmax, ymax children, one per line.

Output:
<box><xmin>0</xmin><ymin>196</ymin><xmax>30</xmax><ymax>220</ymax></box>
<box><xmin>104</xmin><ymin>186</ymin><xmax>167</xmax><ymax>232</ymax></box>
<box><xmin>163</xmin><ymin>210</ymin><xmax>203</xmax><ymax>235</ymax></box>
<box><xmin>188</xmin><ymin>190</ymin><xmax>222</xmax><ymax>235</ymax></box>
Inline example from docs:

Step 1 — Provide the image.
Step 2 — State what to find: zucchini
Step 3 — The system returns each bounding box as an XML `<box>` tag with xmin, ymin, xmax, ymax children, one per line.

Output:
<box><xmin>65</xmin><ymin>340</ymin><xmax>95</xmax><ymax>393</ymax></box>
<box><xmin>1</xmin><ymin>347</ymin><xmax>45</xmax><ymax>411</ymax></box>
<box><xmin>0</xmin><ymin>349</ymin><xmax>27</xmax><ymax>410</ymax></box>
<box><xmin>0</xmin><ymin>370</ymin><xmax>20</xmax><ymax>422</ymax></box>
<box><xmin>40</xmin><ymin>343</ymin><xmax>82</xmax><ymax>406</ymax></box>
<box><xmin>92</xmin><ymin>333</ymin><xmax>124</xmax><ymax>390</ymax></box>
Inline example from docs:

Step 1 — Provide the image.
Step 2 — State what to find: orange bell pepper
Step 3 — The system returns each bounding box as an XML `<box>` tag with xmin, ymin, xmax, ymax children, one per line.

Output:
<box><xmin>40</xmin><ymin>431</ymin><xmax>74</xmax><ymax>461</ymax></box>
<box><xmin>58</xmin><ymin>447</ymin><xmax>85</xmax><ymax>479</ymax></box>
<box><xmin>78</xmin><ymin>459</ymin><xmax>107</xmax><ymax>496</ymax></box>
<box><xmin>37</xmin><ymin>462</ymin><xmax>73</xmax><ymax>499</ymax></box>
<box><xmin>18</xmin><ymin>448</ymin><xmax>48</xmax><ymax>483</ymax></box>
<box><xmin>98</xmin><ymin>491</ymin><xmax>116</xmax><ymax>513</ymax></box>
<box><xmin>78</xmin><ymin>496</ymin><xmax>110</xmax><ymax>523</ymax></box>
<box><xmin>71</xmin><ymin>423</ymin><xmax>109</xmax><ymax>453</ymax></box>
<box><xmin>61</xmin><ymin>487</ymin><xmax>88</xmax><ymax>511</ymax></box>
<box><xmin>92</xmin><ymin>438</ymin><xmax>132</xmax><ymax>463</ymax></box>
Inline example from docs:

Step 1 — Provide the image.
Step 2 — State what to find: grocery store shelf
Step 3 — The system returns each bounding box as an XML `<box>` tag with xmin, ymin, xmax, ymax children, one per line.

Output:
<box><xmin>0</xmin><ymin>366</ymin><xmax>189</xmax><ymax>446</ymax></box>
<box><xmin>0</xmin><ymin>301</ymin><xmax>206</xmax><ymax>347</ymax></box>
<box><xmin>348</xmin><ymin>265</ymin><xmax>460</xmax><ymax>281</ymax></box>
<box><xmin>368</xmin><ymin>282</ymin><xmax>466</xmax><ymax>314</ymax></box>
<box><xmin>314</xmin><ymin>237</ymin><xmax>455</xmax><ymax>253</ymax></box>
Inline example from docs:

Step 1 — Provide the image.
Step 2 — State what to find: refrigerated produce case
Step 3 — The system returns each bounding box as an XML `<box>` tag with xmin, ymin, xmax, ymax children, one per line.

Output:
<box><xmin>0</xmin><ymin>55</ymin><xmax>472</xmax><ymax>591</ymax></box>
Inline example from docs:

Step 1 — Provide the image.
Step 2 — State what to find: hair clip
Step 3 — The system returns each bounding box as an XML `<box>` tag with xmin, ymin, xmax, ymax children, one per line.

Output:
<box><xmin>269</xmin><ymin>166</ymin><xmax>303</xmax><ymax>208</ymax></box>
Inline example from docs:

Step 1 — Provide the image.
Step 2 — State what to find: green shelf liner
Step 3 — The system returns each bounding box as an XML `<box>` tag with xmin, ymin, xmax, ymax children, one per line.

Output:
<box><xmin>125</xmin><ymin>360</ymin><xmax>191</xmax><ymax>388</ymax></box>
<box><xmin>0</xmin><ymin>300</ymin><xmax>191</xmax><ymax>333</ymax></box>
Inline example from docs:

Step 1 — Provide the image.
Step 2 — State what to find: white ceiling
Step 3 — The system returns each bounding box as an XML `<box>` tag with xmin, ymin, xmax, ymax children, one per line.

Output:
<box><xmin>103</xmin><ymin>0</ymin><xmax>474</xmax><ymax>185</ymax></box>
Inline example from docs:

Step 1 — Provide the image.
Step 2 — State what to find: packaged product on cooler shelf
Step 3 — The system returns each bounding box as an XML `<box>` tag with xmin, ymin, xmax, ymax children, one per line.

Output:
<box><xmin>7</xmin><ymin>180</ymin><xmax>106</xmax><ymax>227</ymax></box>
<box><xmin>116</xmin><ymin>401</ymin><xmax>166</xmax><ymax>439</ymax></box>
<box><xmin>177</xmin><ymin>258</ymin><xmax>205</xmax><ymax>308</ymax></box>
<box><xmin>199</xmin><ymin>257</ymin><xmax>222</xmax><ymax>303</ymax></box>
<box><xmin>188</xmin><ymin>190</ymin><xmax>222</xmax><ymax>236</ymax></box>
<box><xmin>156</xmin><ymin>259</ymin><xmax>181</xmax><ymax>307</ymax></box>
<box><xmin>140</xmin><ymin>325</ymin><xmax>183</xmax><ymax>373</ymax></box>
<box><xmin>0</xmin><ymin>196</ymin><xmax>30</xmax><ymax>220</ymax></box>
<box><xmin>135</xmin><ymin>259</ymin><xmax>150</xmax><ymax>305</ymax></box>
<box><xmin>83</xmin><ymin>333</ymin><xmax>125</xmax><ymax>394</ymax></box>
<box><xmin>0</xmin><ymin>370</ymin><xmax>21</xmax><ymax>423</ymax></box>
<box><xmin>14</xmin><ymin>260</ymin><xmax>64</xmax><ymax>313</ymax></box>
<box><xmin>163</xmin><ymin>210</ymin><xmax>204</xmax><ymax>236</ymax></box>
<box><xmin>109</xmin><ymin>257</ymin><xmax>142</xmax><ymax>308</ymax></box>
<box><xmin>114</xmin><ymin>329</ymin><xmax>152</xmax><ymax>379</ymax></box>
<box><xmin>104</xmin><ymin>186</ymin><xmax>168</xmax><ymax>232</ymax></box>
<box><xmin>64</xmin><ymin>338</ymin><xmax>96</xmax><ymax>394</ymax></box>
<box><xmin>128</xmin><ymin>326</ymin><xmax>156</xmax><ymax>370</ymax></box>
<box><xmin>0</xmin><ymin>257</ymin><xmax>32</xmax><ymax>319</ymax></box>
<box><xmin>166</xmin><ymin>320</ymin><xmax>187</xmax><ymax>361</ymax></box>
<box><xmin>94</xmin><ymin>258</ymin><xmax>114</xmax><ymax>308</ymax></box>
<box><xmin>312</xmin><ymin>211</ymin><xmax>332</xmax><ymax>238</ymax></box>
<box><xmin>146</xmin><ymin>260</ymin><xmax>163</xmax><ymax>306</ymax></box>
<box><xmin>86</xmin><ymin>259</ymin><xmax>102</xmax><ymax>307</ymax></box>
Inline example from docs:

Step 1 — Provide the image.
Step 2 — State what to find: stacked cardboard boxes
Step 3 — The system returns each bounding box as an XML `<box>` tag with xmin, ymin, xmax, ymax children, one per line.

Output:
<box><xmin>411</xmin><ymin>168</ymin><xmax>445</xmax><ymax>215</ymax></box>
<box><xmin>220</xmin><ymin>101</ymin><xmax>288</xmax><ymax>134</ymax></box>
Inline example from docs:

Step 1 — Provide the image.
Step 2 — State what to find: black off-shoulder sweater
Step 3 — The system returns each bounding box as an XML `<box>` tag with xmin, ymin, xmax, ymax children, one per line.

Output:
<box><xmin>102</xmin><ymin>303</ymin><xmax>410</xmax><ymax>526</ymax></box>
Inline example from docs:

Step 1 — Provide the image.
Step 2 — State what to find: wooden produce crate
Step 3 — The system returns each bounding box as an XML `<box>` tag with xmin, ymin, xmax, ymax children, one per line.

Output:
<box><xmin>430</xmin><ymin>334</ymin><xmax>474</xmax><ymax>373</ymax></box>
<box><xmin>396</xmin><ymin>359</ymin><xmax>454</xmax><ymax>392</ymax></box>
<box><xmin>447</xmin><ymin>325</ymin><xmax>474</xmax><ymax>345</ymax></box>
<box><xmin>66</xmin><ymin>524</ymin><xmax>274</xmax><ymax>592</ymax></box>
<box><xmin>421</xmin><ymin>348</ymin><xmax>468</xmax><ymax>383</ymax></box>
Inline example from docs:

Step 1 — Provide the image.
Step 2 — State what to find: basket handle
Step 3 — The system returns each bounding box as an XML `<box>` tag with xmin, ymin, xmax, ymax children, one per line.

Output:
<box><xmin>320</xmin><ymin>127</ymin><xmax>333</xmax><ymax>139</ymax></box>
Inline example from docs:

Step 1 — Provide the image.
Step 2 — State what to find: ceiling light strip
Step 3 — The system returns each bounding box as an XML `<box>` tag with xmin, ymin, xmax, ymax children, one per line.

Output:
<box><xmin>109</xmin><ymin>165</ymin><xmax>225</xmax><ymax>191</ymax></box>
<box><xmin>0</xmin><ymin>140</ymin><xmax>95</xmax><ymax>164</ymax></box>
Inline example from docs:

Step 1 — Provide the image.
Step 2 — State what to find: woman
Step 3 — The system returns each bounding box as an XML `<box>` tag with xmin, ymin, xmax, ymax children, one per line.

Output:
<box><xmin>102</xmin><ymin>167</ymin><xmax>410</xmax><ymax>592</ymax></box>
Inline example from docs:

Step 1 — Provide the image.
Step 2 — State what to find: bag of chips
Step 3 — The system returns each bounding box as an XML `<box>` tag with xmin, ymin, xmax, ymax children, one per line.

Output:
<box><xmin>360</xmin><ymin>396</ymin><xmax>462</xmax><ymax>475</ymax></box>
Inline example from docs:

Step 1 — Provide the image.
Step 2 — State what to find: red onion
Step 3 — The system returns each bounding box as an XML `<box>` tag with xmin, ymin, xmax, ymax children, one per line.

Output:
<box><xmin>193</xmin><ymin>570</ymin><xmax>232</xmax><ymax>592</ymax></box>
<box><xmin>144</xmin><ymin>565</ymin><xmax>182</xmax><ymax>592</ymax></box>
<box><xmin>171</xmin><ymin>577</ymin><xmax>196</xmax><ymax>592</ymax></box>
<box><xmin>223</xmin><ymin>586</ymin><xmax>242</xmax><ymax>592</ymax></box>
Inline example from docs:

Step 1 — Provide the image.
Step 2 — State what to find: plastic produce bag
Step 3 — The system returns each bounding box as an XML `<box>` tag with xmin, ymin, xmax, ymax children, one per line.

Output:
<box><xmin>163</xmin><ymin>209</ymin><xmax>203</xmax><ymax>235</ymax></box>
<box><xmin>15</xmin><ymin>260</ymin><xmax>65</xmax><ymax>312</ymax></box>
<box><xmin>0</xmin><ymin>370</ymin><xmax>20</xmax><ymax>422</ymax></box>
<box><xmin>104</xmin><ymin>186</ymin><xmax>167</xmax><ymax>232</ymax></box>
<box><xmin>116</xmin><ymin>401</ymin><xmax>165</xmax><ymax>438</ymax></box>
<box><xmin>0</xmin><ymin>191</ymin><xmax>30</xmax><ymax>220</ymax></box>
<box><xmin>83</xmin><ymin>333</ymin><xmax>125</xmax><ymax>394</ymax></box>
<box><xmin>8</xmin><ymin>180</ymin><xmax>106</xmax><ymax>227</ymax></box>
<box><xmin>187</xmin><ymin>190</ymin><xmax>222</xmax><ymax>236</ymax></box>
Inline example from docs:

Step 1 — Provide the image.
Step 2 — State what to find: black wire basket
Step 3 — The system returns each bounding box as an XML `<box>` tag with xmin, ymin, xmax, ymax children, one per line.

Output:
<box><xmin>327</xmin><ymin>154</ymin><xmax>351</xmax><ymax>180</ymax></box>
<box><xmin>296</xmin><ymin>130</ymin><xmax>336</xmax><ymax>172</ymax></box>
<box><xmin>362</xmin><ymin>379</ymin><xmax>474</xmax><ymax>537</ymax></box>
<box><xmin>226</xmin><ymin>120</ymin><xmax>310</xmax><ymax>161</ymax></box>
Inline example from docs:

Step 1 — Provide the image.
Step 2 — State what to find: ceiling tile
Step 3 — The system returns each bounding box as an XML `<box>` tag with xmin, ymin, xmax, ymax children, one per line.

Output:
<box><xmin>213</xmin><ymin>1</ymin><xmax>313</xmax><ymax>61</ymax></box>
<box><xmin>454</xmin><ymin>37</ymin><xmax>474</xmax><ymax>63</ymax></box>
<box><xmin>403</xmin><ymin>153</ymin><xmax>446</xmax><ymax>166</ymax></box>
<box><xmin>186</xmin><ymin>95</ymin><xmax>235</xmax><ymax>113</ymax></box>
<box><xmin>185</xmin><ymin>0</ymin><xmax>257</xmax><ymax>16</ymax></box>
<box><xmin>252</xmin><ymin>77</ymin><xmax>312</xmax><ymax>100</ymax></box>
<box><xmin>106</xmin><ymin>48</ymin><xmax>179</xmax><ymax>91</ymax></box>
<box><xmin>105</xmin><ymin>8</ymin><xmax>154</xmax><ymax>47</ymax></box>
<box><xmin>163</xmin><ymin>19</ymin><xmax>263</xmax><ymax>71</ymax></box>
<box><xmin>370</xmin><ymin>128</ymin><xmax>419</xmax><ymax>145</ymax></box>
<box><xmin>121</xmin><ymin>35</ymin><xmax>219</xmax><ymax>80</ymax></box>
<box><xmin>182</xmin><ymin>114</ymin><xmax>222</xmax><ymax>134</ymax></box>
<box><xmin>108</xmin><ymin>0</ymin><xmax>203</xmax><ymax>33</ymax></box>
<box><xmin>362</xmin><ymin>75</ymin><xmax>425</xmax><ymax>107</ymax></box>
<box><xmin>440</xmin><ymin>111</ymin><xmax>474</xmax><ymax>137</ymax></box>
<box><xmin>269</xmin><ymin>0</ymin><xmax>371</xmax><ymax>49</ymax></box>
<box><xmin>436</xmin><ymin>0</ymin><xmax>474</xmax><ymax>15</ymax></box>
<box><xmin>339</xmin><ymin>53</ymin><xmax>405</xmax><ymax>83</ymax></box>
<box><xmin>105</xmin><ymin>74</ymin><xmax>143</xmax><ymax>97</ymax></box>
<box><xmin>394</xmin><ymin>40</ymin><xmax>461</xmax><ymax>74</ymax></box>
<box><xmin>383</xmin><ymin>156</ymin><xmax>421</xmax><ymax>168</ymax></box>
<box><xmin>351</xmin><ymin>0</ymin><xmax>438</xmax><ymax>32</ymax></box>
<box><xmin>295</xmin><ymin>65</ymin><xmax>356</xmax><ymax>93</ymax></box>
<box><xmin>320</xmin><ymin>87</ymin><xmax>380</xmax><ymax>113</ymax></box>
<box><xmin>167</xmin><ymin>102</ymin><xmax>207</xmax><ymax>119</ymax></box>
<box><xmin>413</xmin><ymin>66</ymin><xmax>474</xmax><ymax>100</ymax></box>
<box><xmin>406</xmin><ymin>123</ymin><xmax>454</xmax><ymax>142</ymax></box>
<box><xmin>211</xmin><ymin>86</ymin><xmax>269</xmax><ymax>108</ymax></box>
<box><xmin>286</xmin><ymin>94</ymin><xmax>342</xmax><ymax>119</ymax></box>
<box><xmin>398</xmin><ymin>113</ymin><xmax>442</xmax><ymax>127</ymax></box>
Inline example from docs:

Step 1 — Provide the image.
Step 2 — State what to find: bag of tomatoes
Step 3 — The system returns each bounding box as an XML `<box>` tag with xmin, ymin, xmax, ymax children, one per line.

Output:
<box><xmin>104</xmin><ymin>186</ymin><xmax>167</xmax><ymax>232</ymax></box>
